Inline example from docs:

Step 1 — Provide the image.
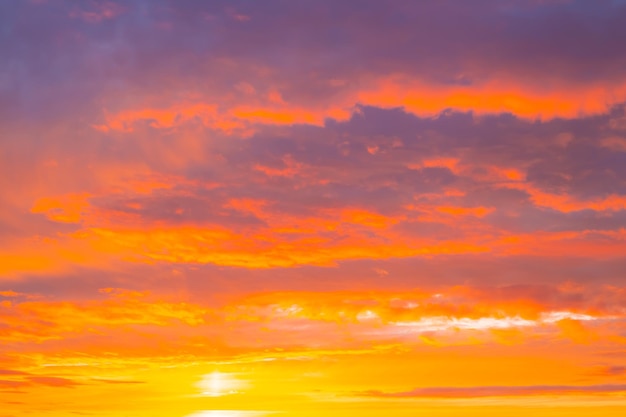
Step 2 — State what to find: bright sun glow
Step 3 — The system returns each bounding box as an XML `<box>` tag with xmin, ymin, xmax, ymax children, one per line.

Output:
<box><xmin>196</xmin><ymin>372</ymin><xmax>248</xmax><ymax>397</ymax></box>
<box><xmin>185</xmin><ymin>412</ymin><xmax>269</xmax><ymax>417</ymax></box>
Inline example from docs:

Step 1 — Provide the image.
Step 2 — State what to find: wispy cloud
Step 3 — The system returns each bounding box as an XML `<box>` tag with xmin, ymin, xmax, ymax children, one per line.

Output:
<box><xmin>360</xmin><ymin>384</ymin><xmax>626</xmax><ymax>398</ymax></box>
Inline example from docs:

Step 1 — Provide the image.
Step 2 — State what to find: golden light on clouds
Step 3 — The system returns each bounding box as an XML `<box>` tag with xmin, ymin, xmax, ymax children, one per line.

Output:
<box><xmin>2</xmin><ymin>1</ymin><xmax>626</xmax><ymax>416</ymax></box>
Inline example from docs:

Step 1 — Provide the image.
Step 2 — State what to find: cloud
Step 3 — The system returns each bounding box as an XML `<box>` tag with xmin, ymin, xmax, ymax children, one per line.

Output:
<box><xmin>589</xmin><ymin>365</ymin><xmax>626</xmax><ymax>376</ymax></box>
<box><xmin>0</xmin><ymin>379</ymin><xmax>31</xmax><ymax>390</ymax></box>
<box><xmin>0</xmin><ymin>369</ymin><xmax>30</xmax><ymax>376</ymax></box>
<box><xmin>91</xmin><ymin>378</ymin><xmax>146</xmax><ymax>384</ymax></box>
<box><xmin>27</xmin><ymin>376</ymin><xmax>82</xmax><ymax>388</ymax></box>
<box><xmin>360</xmin><ymin>384</ymin><xmax>626</xmax><ymax>398</ymax></box>
<box><xmin>0</xmin><ymin>373</ymin><xmax>82</xmax><ymax>391</ymax></box>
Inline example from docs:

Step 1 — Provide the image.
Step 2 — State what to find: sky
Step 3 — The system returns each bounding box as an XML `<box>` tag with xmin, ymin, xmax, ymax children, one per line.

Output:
<box><xmin>1</xmin><ymin>0</ymin><xmax>626</xmax><ymax>415</ymax></box>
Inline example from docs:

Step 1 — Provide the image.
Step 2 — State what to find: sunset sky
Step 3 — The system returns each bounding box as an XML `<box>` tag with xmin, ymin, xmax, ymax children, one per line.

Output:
<box><xmin>2</xmin><ymin>0</ymin><xmax>626</xmax><ymax>416</ymax></box>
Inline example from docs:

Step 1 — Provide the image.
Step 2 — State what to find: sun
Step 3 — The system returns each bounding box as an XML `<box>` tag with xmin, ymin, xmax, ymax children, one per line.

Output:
<box><xmin>186</xmin><ymin>412</ymin><xmax>269</xmax><ymax>417</ymax></box>
<box><xmin>196</xmin><ymin>372</ymin><xmax>248</xmax><ymax>397</ymax></box>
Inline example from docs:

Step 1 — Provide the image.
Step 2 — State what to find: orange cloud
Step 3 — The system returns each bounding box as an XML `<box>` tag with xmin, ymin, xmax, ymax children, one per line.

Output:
<box><xmin>557</xmin><ymin>319</ymin><xmax>599</xmax><ymax>344</ymax></box>
<box><xmin>0</xmin><ymin>292</ymin><xmax>208</xmax><ymax>343</ymax></box>
<box><xmin>94</xmin><ymin>103</ymin><xmax>245</xmax><ymax>133</ymax></box>
<box><xmin>360</xmin><ymin>383</ymin><xmax>626</xmax><ymax>398</ymax></box>
<box><xmin>493</xmin><ymin>181</ymin><xmax>626</xmax><ymax>213</ymax></box>
<box><xmin>436</xmin><ymin>206</ymin><xmax>494</xmax><ymax>217</ymax></box>
<box><xmin>253</xmin><ymin>155</ymin><xmax>303</xmax><ymax>178</ymax></box>
<box><xmin>357</xmin><ymin>76</ymin><xmax>626</xmax><ymax>120</ymax></box>
<box><xmin>498</xmin><ymin>229</ymin><xmax>626</xmax><ymax>258</ymax></box>
<box><xmin>31</xmin><ymin>193</ymin><xmax>91</xmax><ymax>223</ymax></box>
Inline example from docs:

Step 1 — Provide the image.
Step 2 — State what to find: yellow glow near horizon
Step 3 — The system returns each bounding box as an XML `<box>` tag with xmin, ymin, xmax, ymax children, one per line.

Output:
<box><xmin>185</xmin><ymin>412</ymin><xmax>270</xmax><ymax>417</ymax></box>
<box><xmin>196</xmin><ymin>372</ymin><xmax>249</xmax><ymax>397</ymax></box>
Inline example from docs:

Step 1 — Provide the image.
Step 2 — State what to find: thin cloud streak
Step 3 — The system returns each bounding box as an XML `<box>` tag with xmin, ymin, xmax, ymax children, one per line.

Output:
<box><xmin>360</xmin><ymin>384</ymin><xmax>626</xmax><ymax>398</ymax></box>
